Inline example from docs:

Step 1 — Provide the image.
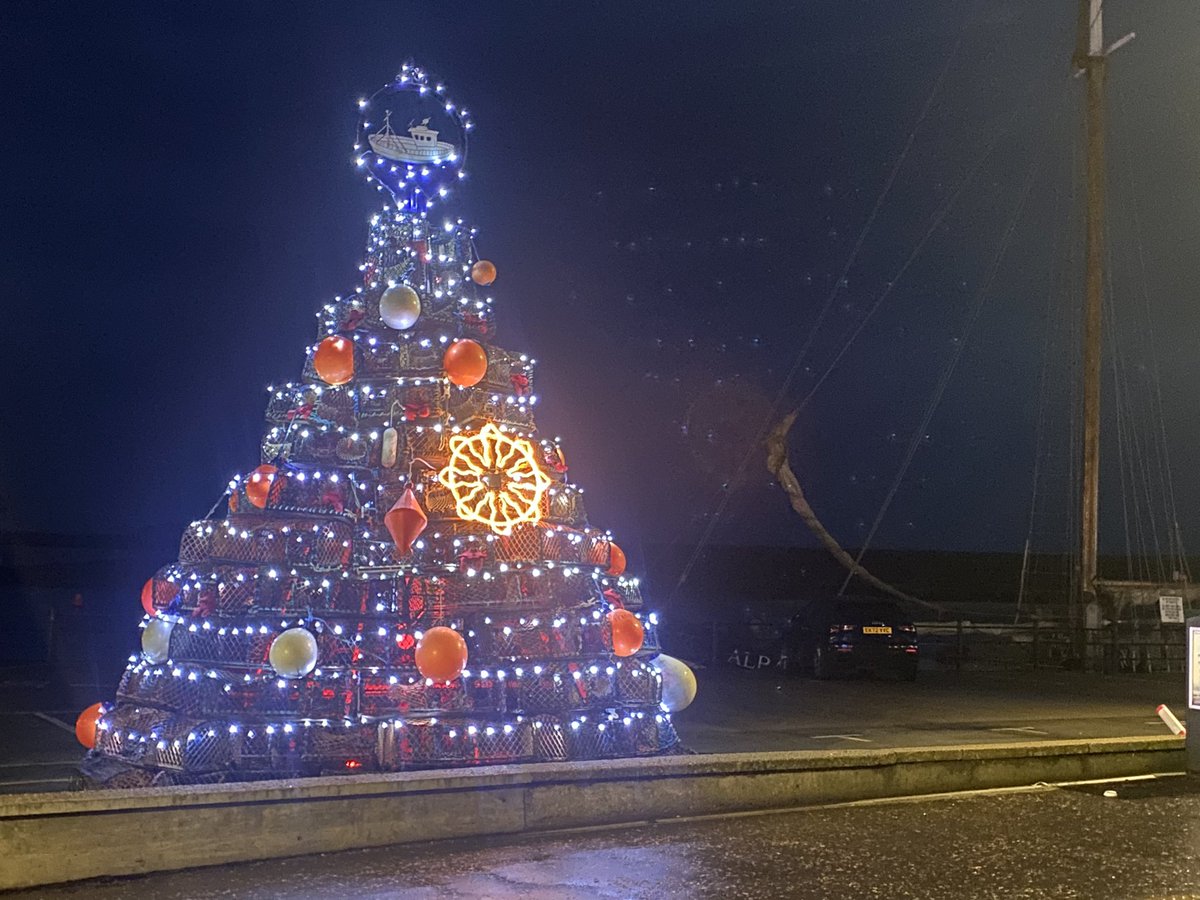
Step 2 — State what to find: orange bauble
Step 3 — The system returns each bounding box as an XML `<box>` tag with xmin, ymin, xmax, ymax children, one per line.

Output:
<box><xmin>443</xmin><ymin>339</ymin><xmax>488</xmax><ymax>387</ymax></box>
<box><xmin>140</xmin><ymin>578</ymin><xmax>157</xmax><ymax>616</ymax></box>
<box><xmin>414</xmin><ymin>626</ymin><xmax>469</xmax><ymax>682</ymax></box>
<box><xmin>245</xmin><ymin>464</ymin><xmax>278</xmax><ymax>509</ymax></box>
<box><xmin>606</xmin><ymin>543</ymin><xmax>627</xmax><ymax>576</ymax></box>
<box><xmin>75</xmin><ymin>702</ymin><xmax>104</xmax><ymax>749</ymax></box>
<box><xmin>471</xmin><ymin>259</ymin><xmax>497</xmax><ymax>286</ymax></box>
<box><xmin>313</xmin><ymin>335</ymin><xmax>354</xmax><ymax>385</ymax></box>
<box><xmin>608</xmin><ymin>608</ymin><xmax>644</xmax><ymax>657</ymax></box>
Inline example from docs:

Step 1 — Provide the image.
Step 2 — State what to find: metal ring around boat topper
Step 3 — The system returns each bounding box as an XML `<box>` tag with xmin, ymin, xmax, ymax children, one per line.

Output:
<box><xmin>354</xmin><ymin>60</ymin><xmax>472</xmax><ymax>209</ymax></box>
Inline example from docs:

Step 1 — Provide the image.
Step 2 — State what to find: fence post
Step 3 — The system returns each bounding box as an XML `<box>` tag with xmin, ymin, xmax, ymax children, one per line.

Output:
<box><xmin>955</xmin><ymin>618</ymin><xmax>964</xmax><ymax>672</ymax></box>
<box><xmin>1109</xmin><ymin>620</ymin><xmax>1118</xmax><ymax>674</ymax></box>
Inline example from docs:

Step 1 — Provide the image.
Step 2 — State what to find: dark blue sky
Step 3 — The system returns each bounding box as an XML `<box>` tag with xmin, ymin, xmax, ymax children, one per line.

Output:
<box><xmin>2</xmin><ymin>1</ymin><xmax>1199</xmax><ymax>565</ymax></box>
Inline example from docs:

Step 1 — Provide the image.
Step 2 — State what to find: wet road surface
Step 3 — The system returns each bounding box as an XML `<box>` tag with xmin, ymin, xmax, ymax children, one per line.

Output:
<box><xmin>16</xmin><ymin>774</ymin><xmax>1200</xmax><ymax>899</ymax></box>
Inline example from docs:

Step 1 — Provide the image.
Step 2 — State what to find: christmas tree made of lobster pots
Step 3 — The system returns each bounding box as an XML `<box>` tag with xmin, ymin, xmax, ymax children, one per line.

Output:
<box><xmin>80</xmin><ymin>63</ymin><xmax>682</xmax><ymax>787</ymax></box>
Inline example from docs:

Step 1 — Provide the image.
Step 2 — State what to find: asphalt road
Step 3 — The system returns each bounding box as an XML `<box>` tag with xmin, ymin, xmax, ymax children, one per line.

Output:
<box><xmin>15</xmin><ymin>774</ymin><xmax>1200</xmax><ymax>898</ymax></box>
<box><xmin>0</xmin><ymin>664</ymin><xmax>1185</xmax><ymax>793</ymax></box>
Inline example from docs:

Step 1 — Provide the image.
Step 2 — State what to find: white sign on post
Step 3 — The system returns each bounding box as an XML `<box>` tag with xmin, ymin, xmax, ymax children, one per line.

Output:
<box><xmin>1159</xmin><ymin>596</ymin><xmax>1185</xmax><ymax>624</ymax></box>
<box><xmin>1191</xmin><ymin>626</ymin><xmax>1200</xmax><ymax>711</ymax></box>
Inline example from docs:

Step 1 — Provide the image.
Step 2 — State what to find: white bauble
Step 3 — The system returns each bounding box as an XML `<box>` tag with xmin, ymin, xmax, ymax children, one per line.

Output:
<box><xmin>269</xmin><ymin>627</ymin><xmax>319</xmax><ymax>679</ymax></box>
<box><xmin>651</xmin><ymin>653</ymin><xmax>697</xmax><ymax>712</ymax></box>
<box><xmin>141</xmin><ymin>618</ymin><xmax>174</xmax><ymax>663</ymax></box>
<box><xmin>379</xmin><ymin>285</ymin><xmax>421</xmax><ymax>330</ymax></box>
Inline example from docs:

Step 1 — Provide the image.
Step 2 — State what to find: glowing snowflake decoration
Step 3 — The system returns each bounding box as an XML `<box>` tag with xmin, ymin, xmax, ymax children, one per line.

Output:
<box><xmin>438</xmin><ymin>423</ymin><xmax>552</xmax><ymax>535</ymax></box>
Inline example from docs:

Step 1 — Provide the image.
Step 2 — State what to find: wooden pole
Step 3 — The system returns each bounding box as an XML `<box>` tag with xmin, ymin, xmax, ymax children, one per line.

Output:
<box><xmin>1076</xmin><ymin>0</ymin><xmax>1106</xmax><ymax>659</ymax></box>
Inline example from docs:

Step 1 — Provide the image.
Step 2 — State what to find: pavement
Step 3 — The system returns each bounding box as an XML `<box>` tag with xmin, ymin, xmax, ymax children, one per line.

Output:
<box><xmin>678</xmin><ymin>664</ymin><xmax>1187</xmax><ymax>753</ymax></box>
<box><xmin>0</xmin><ymin>661</ymin><xmax>1185</xmax><ymax>793</ymax></box>
<box><xmin>12</xmin><ymin>773</ymin><xmax>1200</xmax><ymax>898</ymax></box>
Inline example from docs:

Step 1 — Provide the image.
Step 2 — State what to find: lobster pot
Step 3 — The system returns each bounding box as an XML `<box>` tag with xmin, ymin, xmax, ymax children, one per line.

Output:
<box><xmin>147</xmin><ymin>566</ymin><xmax>184</xmax><ymax>611</ymax></box>
<box><xmin>617</xmin><ymin>581</ymin><xmax>645</xmax><ymax>610</ymax></box>
<box><xmin>584</xmin><ymin>536</ymin><xmax>612</xmax><ymax>567</ymax></box>
<box><xmin>625</xmin><ymin>713</ymin><xmax>680</xmax><ymax>756</ymax></box>
<box><xmin>404</xmin><ymin>577</ymin><xmax>448</xmax><ymax>621</ymax></box>
<box><xmin>224</xmin><ymin>723</ymin><xmax>305</xmax><ymax>777</ymax></box>
<box><xmin>581</xmin><ymin>615</ymin><xmax>612</xmax><ymax>654</ymax></box>
<box><xmin>304</xmin><ymin>723</ymin><xmax>378</xmax><ymax>773</ymax></box>
<box><xmin>532</xmin><ymin>718</ymin><xmax>569</xmax><ymax>761</ymax></box>
<box><xmin>117</xmin><ymin>664</ymin><xmax>246</xmax><ymax>716</ymax></box>
<box><xmin>548</xmin><ymin>490</ymin><xmax>585</xmax><ymax>525</ymax></box>
<box><xmin>179</xmin><ymin>522</ymin><xmax>214</xmax><ymax>563</ymax></box>
<box><xmin>440</xmin><ymin>575</ymin><xmax>510</xmax><ymax>608</ymax></box>
<box><xmin>518</xmin><ymin>667</ymin><xmax>572</xmax><ymax>713</ymax></box>
<box><xmin>357</xmin><ymin>675</ymin><xmax>479</xmax><ymax>717</ymax></box>
<box><xmin>494</xmin><ymin>526</ymin><xmax>542</xmax><ymax>562</ymax></box>
<box><xmin>489</xmin><ymin>617</ymin><xmax>583</xmax><ymax>658</ymax></box>
<box><xmin>167</xmin><ymin>625</ymin><xmax>272</xmax><ymax>667</ymax></box>
<box><xmin>213</xmin><ymin>569</ymin><xmax>263</xmax><ymax>613</ymax></box>
<box><xmin>243</xmin><ymin>675</ymin><xmax>327</xmax><ymax>716</ymax></box>
<box><xmin>194</xmin><ymin>517</ymin><xmax>353</xmax><ymax>570</ymax></box>
<box><xmin>95</xmin><ymin>706</ymin><xmax>233</xmax><ymax>774</ymax></box>
<box><xmin>563</xmin><ymin>663</ymin><xmax>618</xmax><ymax>708</ymax></box>
<box><xmin>561</xmin><ymin>717</ymin><xmax>622</xmax><ymax>760</ymax></box>
<box><xmin>450</xmin><ymin>390</ymin><xmax>534</xmax><ymax>433</ymax></box>
<box><xmin>377</xmin><ymin>718</ymin><xmax>535</xmax><ymax>769</ymax></box>
<box><xmin>78</xmin><ymin>755</ymin><xmax>167</xmax><ymax>789</ymax></box>
<box><xmin>263</xmin><ymin>471</ymin><xmax>359</xmax><ymax>518</ymax></box>
<box><xmin>616</xmin><ymin>660</ymin><xmax>663</xmax><ymax>706</ymax></box>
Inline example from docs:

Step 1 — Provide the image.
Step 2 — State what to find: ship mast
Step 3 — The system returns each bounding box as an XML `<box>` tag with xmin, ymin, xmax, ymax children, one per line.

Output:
<box><xmin>1075</xmin><ymin>0</ymin><xmax>1106</xmax><ymax>651</ymax></box>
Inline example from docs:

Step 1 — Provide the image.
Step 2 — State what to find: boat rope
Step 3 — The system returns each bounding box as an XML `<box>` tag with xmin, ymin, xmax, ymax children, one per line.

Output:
<box><xmin>766</xmin><ymin>410</ymin><xmax>945</xmax><ymax>613</ymax></box>
<box><xmin>839</xmin><ymin>152</ymin><xmax>1043</xmax><ymax>595</ymax></box>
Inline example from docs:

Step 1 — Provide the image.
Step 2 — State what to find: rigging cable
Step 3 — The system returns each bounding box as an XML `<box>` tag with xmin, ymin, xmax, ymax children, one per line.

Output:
<box><xmin>1103</xmin><ymin>278</ymin><xmax>1145</xmax><ymax>579</ymax></box>
<box><xmin>793</xmin><ymin>131</ymin><xmax>999</xmax><ymax>413</ymax></box>
<box><xmin>668</xmin><ymin>7</ymin><xmax>976</xmax><ymax>599</ymax></box>
<box><xmin>1016</xmin><ymin>118</ymin><xmax>1071</xmax><ymax>623</ymax></box>
<box><xmin>1114</xmin><ymin>81</ymin><xmax>1191</xmax><ymax>581</ymax></box>
<box><xmin>839</xmin><ymin>152</ymin><xmax>1044</xmax><ymax>595</ymax></box>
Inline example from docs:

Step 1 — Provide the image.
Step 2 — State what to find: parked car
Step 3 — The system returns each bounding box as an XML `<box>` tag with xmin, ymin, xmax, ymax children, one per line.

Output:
<box><xmin>783</xmin><ymin>597</ymin><xmax>919</xmax><ymax>680</ymax></box>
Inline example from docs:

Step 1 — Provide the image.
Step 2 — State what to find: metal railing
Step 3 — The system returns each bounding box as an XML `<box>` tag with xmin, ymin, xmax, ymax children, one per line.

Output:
<box><xmin>657</xmin><ymin>618</ymin><xmax>1188</xmax><ymax>675</ymax></box>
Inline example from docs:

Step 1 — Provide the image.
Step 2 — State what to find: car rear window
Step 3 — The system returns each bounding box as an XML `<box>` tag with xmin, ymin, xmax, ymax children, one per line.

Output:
<box><xmin>834</xmin><ymin>602</ymin><xmax>905</xmax><ymax>623</ymax></box>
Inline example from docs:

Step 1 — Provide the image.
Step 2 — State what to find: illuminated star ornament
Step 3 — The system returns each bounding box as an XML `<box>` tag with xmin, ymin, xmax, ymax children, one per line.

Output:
<box><xmin>439</xmin><ymin>423</ymin><xmax>552</xmax><ymax>535</ymax></box>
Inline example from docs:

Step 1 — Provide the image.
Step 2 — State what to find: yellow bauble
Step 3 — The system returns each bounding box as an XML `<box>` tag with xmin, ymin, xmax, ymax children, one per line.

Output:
<box><xmin>269</xmin><ymin>627</ymin><xmax>319</xmax><ymax>679</ymax></box>
<box><xmin>141</xmin><ymin>618</ymin><xmax>174</xmax><ymax>663</ymax></box>
<box><xmin>379</xmin><ymin>285</ymin><xmax>421</xmax><ymax>330</ymax></box>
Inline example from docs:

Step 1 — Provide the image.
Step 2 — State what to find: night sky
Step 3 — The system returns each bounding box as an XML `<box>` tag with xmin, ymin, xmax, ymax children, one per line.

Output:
<box><xmin>3</xmin><ymin>1</ymin><xmax>1200</xmax><ymax>569</ymax></box>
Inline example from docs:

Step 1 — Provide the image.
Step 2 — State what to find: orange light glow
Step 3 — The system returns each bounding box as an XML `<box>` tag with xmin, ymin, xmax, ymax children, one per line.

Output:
<box><xmin>438</xmin><ymin>423</ymin><xmax>552</xmax><ymax>535</ymax></box>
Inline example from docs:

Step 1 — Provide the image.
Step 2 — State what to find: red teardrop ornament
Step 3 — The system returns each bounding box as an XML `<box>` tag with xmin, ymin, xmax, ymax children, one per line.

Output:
<box><xmin>385</xmin><ymin>487</ymin><xmax>428</xmax><ymax>556</ymax></box>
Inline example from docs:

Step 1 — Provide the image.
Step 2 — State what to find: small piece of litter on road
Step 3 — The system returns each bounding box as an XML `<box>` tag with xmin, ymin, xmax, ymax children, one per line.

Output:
<box><xmin>1103</xmin><ymin>790</ymin><xmax>1118</xmax><ymax>798</ymax></box>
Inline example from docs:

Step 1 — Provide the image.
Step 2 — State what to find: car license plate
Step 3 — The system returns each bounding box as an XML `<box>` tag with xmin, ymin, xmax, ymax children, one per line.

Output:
<box><xmin>862</xmin><ymin>626</ymin><xmax>892</xmax><ymax>635</ymax></box>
